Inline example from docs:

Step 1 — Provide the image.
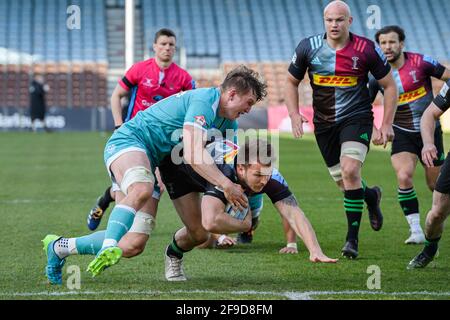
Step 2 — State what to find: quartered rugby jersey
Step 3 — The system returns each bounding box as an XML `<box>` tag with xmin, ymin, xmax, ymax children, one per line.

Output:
<box><xmin>119</xmin><ymin>58</ymin><xmax>195</xmax><ymax>121</ymax></box>
<box><xmin>289</xmin><ymin>32</ymin><xmax>390</xmax><ymax>130</ymax></box>
<box><xmin>369</xmin><ymin>52</ymin><xmax>445</xmax><ymax>132</ymax></box>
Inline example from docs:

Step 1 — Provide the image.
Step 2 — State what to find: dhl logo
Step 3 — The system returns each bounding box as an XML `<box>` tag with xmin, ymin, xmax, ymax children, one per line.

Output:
<box><xmin>398</xmin><ymin>86</ymin><xmax>426</xmax><ymax>105</ymax></box>
<box><xmin>313</xmin><ymin>74</ymin><xmax>358</xmax><ymax>87</ymax></box>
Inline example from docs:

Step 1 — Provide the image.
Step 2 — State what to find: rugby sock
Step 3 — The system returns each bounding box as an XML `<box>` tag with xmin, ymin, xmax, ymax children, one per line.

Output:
<box><xmin>53</xmin><ymin>237</ymin><xmax>78</xmax><ymax>259</ymax></box>
<box><xmin>98</xmin><ymin>186</ymin><xmax>114</xmax><ymax>211</ymax></box>
<box><xmin>166</xmin><ymin>236</ymin><xmax>189</xmax><ymax>259</ymax></box>
<box><xmin>344</xmin><ymin>188</ymin><xmax>364</xmax><ymax>241</ymax></box>
<box><xmin>362</xmin><ymin>179</ymin><xmax>377</xmax><ymax>207</ymax></box>
<box><xmin>423</xmin><ymin>237</ymin><xmax>441</xmax><ymax>257</ymax></box>
<box><xmin>75</xmin><ymin>231</ymin><xmax>106</xmax><ymax>255</ymax></box>
<box><xmin>102</xmin><ymin>205</ymin><xmax>136</xmax><ymax>249</ymax></box>
<box><xmin>398</xmin><ymin>187</ymin><xmax>421</xmax><ymax>233</ymax></box>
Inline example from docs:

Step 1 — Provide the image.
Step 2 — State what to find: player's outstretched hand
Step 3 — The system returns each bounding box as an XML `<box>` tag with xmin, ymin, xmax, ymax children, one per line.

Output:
<box><xmin>279</xmin><ymin>246</ymin><xmax>298</xmax><ymax>254</ymax></box>
<box><xmin>216</xmin><ymin>235</ymin><xmax>236</xmax><ymax>248</ymax></box>
<box><xmin>223</xmin><ymin>181</ymin><xmax>248</xmax><ymax>211</ymax></box>
<box><xmin>290</xmin><ymin>113</ymin><xmax>308</xmax><ymax>139</ymax></box>
<box><xmin>422</xmin><ymin>143</ymin><xmax>438</xmax><ymax>168</ymax></box>
<box><xmin>309</xmin><ymin>252</ymin><xmax>338</xmax><ymax>263</ymax></box>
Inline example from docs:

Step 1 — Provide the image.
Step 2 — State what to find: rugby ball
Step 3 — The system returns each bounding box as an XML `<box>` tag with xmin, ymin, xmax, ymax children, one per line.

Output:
<box><xmin>225</xmin><ymin>203</ymin><xmax>249</xmax><ymax>221</ymax></box>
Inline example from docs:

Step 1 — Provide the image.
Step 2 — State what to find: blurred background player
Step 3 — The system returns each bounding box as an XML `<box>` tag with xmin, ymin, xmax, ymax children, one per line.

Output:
<box><xmin>408</xmin><ymin>80</ymin><xmax>450</xmax><ymax>268</ymax></box>
<box><xmin>86</xmin><ymin>28</ymin><xmax>195</xmax><ymax>231</ymax></box>
<box><xmin>29</xmin><ymin>74</ymin><xmax>50</xmax><ymax>132</ymax></box>
<box><xmin>284</xmin><ymin>0</ymin><xmax>398</xmax><ymax>259</ymax></box>
<box><xmin>369</xmin><ymin>25</ymin><xmax>450</xmax><ymax>244</ymax></box>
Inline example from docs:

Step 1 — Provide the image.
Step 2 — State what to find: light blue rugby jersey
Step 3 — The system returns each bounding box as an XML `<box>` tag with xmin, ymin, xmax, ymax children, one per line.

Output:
<box><xmin>113</xmin><ymin>87</ymin><xmax>237</xmax><ymax>167</ymax></box>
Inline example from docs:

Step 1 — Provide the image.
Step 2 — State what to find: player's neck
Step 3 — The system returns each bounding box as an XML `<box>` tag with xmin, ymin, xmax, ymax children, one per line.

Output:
<box><xmin>326</xmin><ymin>33</ymin><xmax>350</xmax><ymax>50</ymax></box>
<box><xmin>155</xmin><ymin>58</ymin><xmax>172</xmax><ymax>70</ymax></box>
<box><xmin>390</xmin><ymin>53</ymin><xmax>405</xmax><ymax>70</ymax></box>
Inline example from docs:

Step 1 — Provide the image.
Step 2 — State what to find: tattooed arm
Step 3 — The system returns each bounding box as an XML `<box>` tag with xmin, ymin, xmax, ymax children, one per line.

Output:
<box><xmin>274</xmin><ymin>195</ymin><xmax>338</xmax><ymax>263</ymax></box>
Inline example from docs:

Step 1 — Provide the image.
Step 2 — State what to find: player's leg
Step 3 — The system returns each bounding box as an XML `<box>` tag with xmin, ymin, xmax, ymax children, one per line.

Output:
<box><xmin>87</xmin><ymin>150</ymin><xmax>155</xmax><ymax>277</ymax></box>
<box><xmin>391</xmin><ymin>151</ymin><xmax>425</xmax><ymax>244</ymax></box>
<box><xmin>423</xmin><ymin>126</ymin><xmax>445</xmax><ymax>192</ymax></box>
<box><xmin>165</xmin><ymin>192</ymin><xmax>209</xmax><ymax>281</ymax></box>
<box><xmin>408</xmin><ymin>191</ymin><xmax>450</xmax><ymax>268</ymax></box>
<box><xmin>408</xmin><ymin>152</ymin><xmax>450</xmax><ymax>268</ymax></box>
<box><xmin>338</xmin><ymin>121</ymin><xmax>374</xmax><ymax>259</ymax></box>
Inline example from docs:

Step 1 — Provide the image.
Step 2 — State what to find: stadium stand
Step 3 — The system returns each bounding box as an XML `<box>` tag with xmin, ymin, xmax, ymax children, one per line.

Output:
<box><xmin>0</xmin><ymin>0</ymin><xmax>448</xmax><ymax>110</ymax></box>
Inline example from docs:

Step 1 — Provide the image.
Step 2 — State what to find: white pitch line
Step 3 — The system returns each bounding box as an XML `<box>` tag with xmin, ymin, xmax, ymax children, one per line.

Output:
<box><xmin>2</xmin><ymin>289</ymin><xmax>450</xmax><ymax>300</ymax></box>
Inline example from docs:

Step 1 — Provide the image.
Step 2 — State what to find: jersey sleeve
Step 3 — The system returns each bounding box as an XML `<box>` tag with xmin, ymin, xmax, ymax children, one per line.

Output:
<box><xmin>119</xmin><ymin>63</ymin><xmax>140</xmax><ymax>91</ymax></box>
<box><xmin>368</xmin><ymin>75</ymin><xmax>381</xmax><ymax>103</ymax></box>
<box><xmin>288</xmin><ymin>38</ymin><xmax>310</xmax><ymax>81</ymax></box>
<box><xmin>262</xmin><ymin>169</ymin><xmax>293</xmax><ymax>203</ymax></box>
<box><xmin>422</xmin><ymin>55</ymin><xmax>446</xmax><ymax>79</ymax></box>
<box><xmin>367</xmin><ymin>43</ymin><xmax>391</xmax><ymax>80</ymax></box>
<box><xmin>184</xmin><ymin>100</ymin><xmax>217</xmax><ymax>131</ymax></box>
<box><xmin>434</xmin><ymin>80</ymin><xmax>450</xmax><ymax>112</ymax></box>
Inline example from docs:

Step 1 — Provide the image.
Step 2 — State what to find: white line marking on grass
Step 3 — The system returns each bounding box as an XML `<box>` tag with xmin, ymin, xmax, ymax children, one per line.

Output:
<box><xmin>2</xmin><ymin>289</ymin><xmax>450</xmax><ymax>300</ymax></box>
<box><xmin>0</xmin><ymin>199</ymin><xmax>90</xmax><ymax>204</ymax></box>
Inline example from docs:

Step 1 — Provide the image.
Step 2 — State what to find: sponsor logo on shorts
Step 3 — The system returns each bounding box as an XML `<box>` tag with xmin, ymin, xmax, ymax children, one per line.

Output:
<box><xmin>312</xmin><ymin>74</ymin><xmax>358</xmax><ymax>87</ymax></box>
<box><xmin>398</xmin><ymin>86</ymin><xmax>426</xmax><ymax>105</ymax></box>
<box><xmin>360</xmin><ymin>133</ymin><xmax>369</xmax><ymax>142</ymax></box>
<box><xmin>194</xmin><ymin>115</ymin><xmax>207</xmax><ymax>127</ymax></box>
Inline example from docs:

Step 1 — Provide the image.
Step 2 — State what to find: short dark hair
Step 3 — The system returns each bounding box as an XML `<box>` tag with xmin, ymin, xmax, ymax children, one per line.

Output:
<box><xmin>375</xmin><ymin>25</ymin><xmax>406</xmax><ymax>44</ymax></box>
<box><xmin>220</xmin><ymin>65</ymin><xmax>267</xmax><ymax>102</ymax></box>
<box><xmin>154</xmin><ymin>28</ymin><xmax>176</xmax><ymax>43</ymax></box>
<box><xmin>238</xmin><ymin>138</ymin><xmax>276</xmax><ymax>167</ymax></box>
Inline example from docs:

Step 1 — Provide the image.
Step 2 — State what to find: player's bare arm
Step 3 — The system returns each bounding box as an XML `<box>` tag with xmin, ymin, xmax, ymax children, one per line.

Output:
<box><xmin>421</xmin><ymin>104</ymin><xmax>444</xmax><ymax>167</ymax></box>
<box><xmin>183</xmin><ymin>124</ymin><xmax>248</xmax><ymax>210</ymax></box>
<box><xmin>110</xmin><ymin>84</ymin><xmax>130</xmax><ymax>128</ymax></box>
<box><xmin>377</xmin><ymin>71</ymin><xmax>398</xmax><ymax>147</ymax></box>
<box><xmin>274</xmin><ymin>195</ymin><xmax>338</xmax><ymax>263</ymax></box>
<box><xmin>201</xmin><ymin>195</ymin><xmax>251</xmax><ymax>234</ymax></box>
<box><xmin>285</xmin><ymin>74</ymin><xmax>309</xmax><ymax>139</ymax></box>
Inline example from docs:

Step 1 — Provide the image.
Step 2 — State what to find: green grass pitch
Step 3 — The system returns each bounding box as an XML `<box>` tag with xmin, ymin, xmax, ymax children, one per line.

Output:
<box><xmin>1</xmin><ymin>132</ymin><xmax>449</xmax><ymax>300</ymax></box>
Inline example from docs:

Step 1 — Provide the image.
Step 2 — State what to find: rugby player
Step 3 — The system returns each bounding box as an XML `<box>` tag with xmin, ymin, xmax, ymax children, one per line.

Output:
<box><xmin>284</xmin><ymin>0</ymin><xmax>398</xmax><ymax>259</ymax></box>
<box><xmin>86</xmin><ymin>28</ymin><xmax>195</xmax><ymax>234</ymax></box>
<box><xmin>42</xmin><ymin>66</ymin><xmax>266</xmax><ymax>283</ymax></box>
<box><xmin>159</xmin><ymin>138</ymin><xmax>338</xmax><ymax>281</ymax></box>
<box><xmin>369</xmin><ymin>26</ymin><xmax>450</xmax><ymax>244</ymax></box>
<box><xmin>408</xmin><ymin>80</ymin><xmax>450</xmax><ymax>268</ymax></box>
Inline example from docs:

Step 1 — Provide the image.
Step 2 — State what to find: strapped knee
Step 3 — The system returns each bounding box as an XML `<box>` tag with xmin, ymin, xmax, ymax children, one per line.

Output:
<box><xmin>120</xmin><ymin>166</ymin><xmax>155</xmax><ymax>195</ymax></box>
<box><xmin>340</xmin><ymin>141</ymin><xmax>368</xmax><ymax>163</ymax></box>
<box><xmin>129</xmin><ymin>211</ymin><xmax>156</xmax><ymax>235</ymax></box>
<box><xmin>328</xmin><ymin>163</ymin><xmax>343</xmax><ymax>182</ymax></box>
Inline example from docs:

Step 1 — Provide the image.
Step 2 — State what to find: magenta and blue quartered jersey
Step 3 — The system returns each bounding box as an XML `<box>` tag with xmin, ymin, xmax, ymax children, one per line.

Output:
<box><xmin>369</xmin><ymin>52</ymin><xmax>446</xmax><ymax>132</ymax></box>
<box><xmin>289</xmin><ymin>33</ymin><xmax>390</xmax><ymax>132</ymax></box>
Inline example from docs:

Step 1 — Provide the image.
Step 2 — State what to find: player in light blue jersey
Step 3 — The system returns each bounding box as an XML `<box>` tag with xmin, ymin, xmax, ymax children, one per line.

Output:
<box><xmin>42</xmin><ymin>66</ymin><xmax>267</xmax><ymax>283</ymax></box>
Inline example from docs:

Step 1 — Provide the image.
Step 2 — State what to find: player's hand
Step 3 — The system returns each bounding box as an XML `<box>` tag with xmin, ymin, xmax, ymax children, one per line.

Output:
<box><xmin>279</xmin><ymin>246</ymin><xmax>298</xmax><ymax>254</ymax></box>
<box><xmin>223</xmin><ymin>180</ymin><xmax>248</xmax><ymax>211</ymax></box>
<box><xmin>372</xmin><ymin>126</ymin><xmax>383</xmax><ymax>146</ymax></box>
<box><xmin>216</xmin><ymin>235</ymin><xmax>236</xmax><ymax>248</ymax></box>
<box><xmin>379</xmin><ymin>124</ymin><xmax>395</xmax><ymax>148</ymax></box>
<box><xmin>290</xmin><ymin>113</ymin><xmax>308</xmax><ymax>139</ymax></box>
<box><xmin>422</xmin><ymin>143</ymin><xmax>438</xmax><ymax>168</ymax></box>
<box><xmin>309</xmin><ymin>252</ymin><xmax>338</xmax><ymax>263</ymax></box>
